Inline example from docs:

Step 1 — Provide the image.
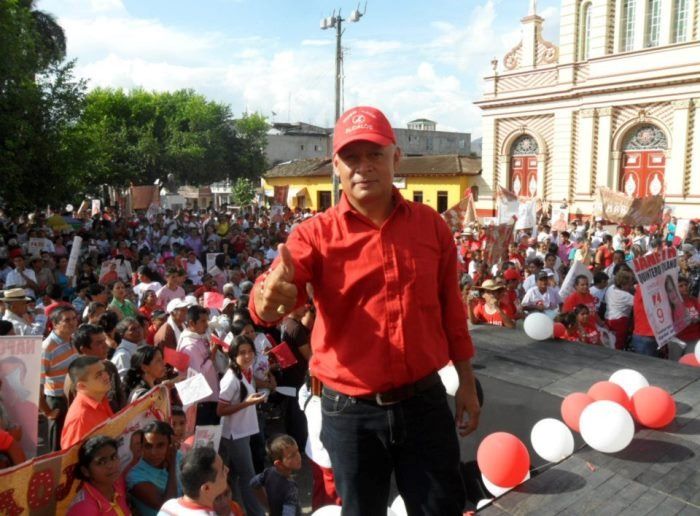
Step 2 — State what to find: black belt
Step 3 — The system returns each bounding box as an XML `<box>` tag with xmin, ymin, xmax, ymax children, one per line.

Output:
<box><xmin>323</xmin><ymin>371</ymin><xmax>441</xmax><ymax>406</ymax></box>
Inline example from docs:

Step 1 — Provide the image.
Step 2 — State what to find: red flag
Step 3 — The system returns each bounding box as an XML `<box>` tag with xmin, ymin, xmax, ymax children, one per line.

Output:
<box><xmin>164</xmin><ymin>347</ymin><xmax>190</xmax><ymax>373</ymax></box>
<box><xmin>269</xmin><ymin>342</ymin><xmax>298</xmax><ymax>369</ymax></box>
<box><xmin>211</xmin><ymin>334</ymin><xmax>230</xmax><ymax>352</ymax></box>
<box><xmin>203</xmin><ymin>292</ymin><xmax>225</xmax><ymax>310</ymax></box>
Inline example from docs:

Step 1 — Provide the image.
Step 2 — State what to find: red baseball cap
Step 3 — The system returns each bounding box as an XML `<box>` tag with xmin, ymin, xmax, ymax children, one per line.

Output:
<box><xmin>503</xmin><ymin>269</ymin><xmax>521</xmax><ymax>281</ymax></box>
<box><xmin>333</xmin><ymin>106</ymin><xmax>396</xmax><ymax>154</ymax></box>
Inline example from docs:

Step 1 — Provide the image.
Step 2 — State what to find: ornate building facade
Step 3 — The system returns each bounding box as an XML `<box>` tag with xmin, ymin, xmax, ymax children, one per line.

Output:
<box><xmin>475</xmin><ymin>0</ymin><xmax>700</xmax><ymax>218</ymax></box>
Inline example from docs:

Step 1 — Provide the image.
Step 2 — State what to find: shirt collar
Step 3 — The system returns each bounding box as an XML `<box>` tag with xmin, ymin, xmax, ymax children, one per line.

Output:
<box><xmin>119</xmin><ymin>339</ymin><xmax>139</xmax><ymax>352</ymax></box>
<box><xmin>82</xmin><ymin>481</ymin><xmax>125</xmax><ymax>513</ymax></box>
<box><xmin>76</xmin><ymin>391</ymin><xmax>108</xmax><ymax>410</ymax></box>
<box><xmin>338</xmin><ymin>187</ymin><xmax>409</xmax><ymax>219</ymax></box>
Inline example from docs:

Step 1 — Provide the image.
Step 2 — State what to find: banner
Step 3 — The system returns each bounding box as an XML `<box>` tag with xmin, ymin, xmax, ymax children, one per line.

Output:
<box><xmin>90</xmin><ymin>199</ymin><xmax>101</xmax><ymax>217</ymax></box>
<box><xmin>0</xmin><ymin>386</ymin><xmax>170</xmax><ymax>515</ymax></box>
<box><xmin>593</xmin><ymin>187</ymin><xmax>664</xmax><ymax>226</ymax></box>
<box><xmin>631</xmin><ymin>248</ymin><xmax>690</xmax><ymax>345</ymax></box>
<box><xmin>441</xmin><ymin>191</ymin><xmax>477</xmax><ymax>233</ymax></box>
<box><xmin>559</xmin><ymin>260</ymin><xmax>594</xmax><ymax>301</ymax></box>
<box><xmin>130</xmin><ymin>185</ymin><xmax>161</xmax><ymax>211</ymax></box>
<box><xmin>65</xmin><ymin>236</ymin><xmax>82</xmax><ymax>278</ymax></box>
<box><xmin>0</xmin><ymin>337</ymin><xmax>42</xmax><ymax>458</ymax></box>
<box><xmin>514</xmin><ymin>199</ymin><xmax>537</xmax><ymax>230</ymax></box>
<box><xmin>273</xmin><ymin>185</ymin><xmax>289</xmax><ymax>206</ymax></box>
<box><xmin>27</xmin><ymin>238</ymin><xmax>44</xmax><ymax>258</ymax></box>
<box><xmin>497</xmin><ymin>186</ymin><xmax>519</xmax><ymax>224</ymax></box>
<box><xmin>551</xmin><ymin>206</ymin><xmax>569</xmax><ymax>232</ymax></box>
<box><xmin>206</xmin><ymin>253</ymin><xmax>223</xmax><ymax>273</ymax></box>
<box><xmin>482</xmin><ymin>222</ymin><xmax>515</xmax><ymax>265</ymax></box>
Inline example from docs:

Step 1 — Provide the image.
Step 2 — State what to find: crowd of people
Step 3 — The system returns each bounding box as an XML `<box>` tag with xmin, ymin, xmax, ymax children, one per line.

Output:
<box><xmin>0</xmin><ymin>190</ymin><xmax>698</xmax><ymax>513</ymax></box>
<box><xmin>459</xmin><ymin>217</ymin><xmax>700</xmax><ymax>358</ymax></box>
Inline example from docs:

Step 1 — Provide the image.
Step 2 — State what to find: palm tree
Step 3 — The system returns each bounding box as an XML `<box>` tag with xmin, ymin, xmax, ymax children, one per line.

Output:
<box><xmin>21</xmin><ymin>0</ymin><xmax>66</xmax><ymax>68</ymax></box>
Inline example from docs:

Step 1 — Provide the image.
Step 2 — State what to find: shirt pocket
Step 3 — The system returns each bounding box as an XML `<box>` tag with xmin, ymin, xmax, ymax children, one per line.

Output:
<box><xmin>409</xmin><ymin>254</ymin><xmax>441</xmax><ymax>309</ymax></box>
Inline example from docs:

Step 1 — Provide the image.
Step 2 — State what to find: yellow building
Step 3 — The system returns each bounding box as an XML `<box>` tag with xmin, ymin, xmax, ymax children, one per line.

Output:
<box><xmin>262</xmin><ymin>155</ymin><xmax>484</xmax><ymax>213</ymax></box>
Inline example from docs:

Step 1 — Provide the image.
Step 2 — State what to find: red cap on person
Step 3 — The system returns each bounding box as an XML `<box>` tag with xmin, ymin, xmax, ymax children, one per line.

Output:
<box><xmin>333</xmin><ymin>106</ymin><xmax>396</xmax><ymax>154</ymax></box>
<box><xmin>503</xmin><ymin>269</ymin><xmax>521</xmax><ymax>281</ymax></box>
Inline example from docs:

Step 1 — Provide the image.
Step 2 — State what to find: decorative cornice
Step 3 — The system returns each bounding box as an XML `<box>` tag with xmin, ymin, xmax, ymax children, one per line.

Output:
<box><xmin>597</xmin><ymin>107</ymin><xmax>613</xmax><ymax>116</ymax></box>
<box><xmin>581</xmin><ymin>109</ymin><xmax>596</xmax><ymax>118</ymax></box>
<box><xmin>672</xmin><ymin>99</ymin><xmax>693</xmax><ymax>110</ymax></box>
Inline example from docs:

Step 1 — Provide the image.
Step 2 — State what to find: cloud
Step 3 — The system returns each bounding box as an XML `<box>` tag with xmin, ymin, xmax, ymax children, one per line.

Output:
<box><xmin>301</xmin><ymin>39</ymin><xmax>334</xmax><ymax>46</ymax></box>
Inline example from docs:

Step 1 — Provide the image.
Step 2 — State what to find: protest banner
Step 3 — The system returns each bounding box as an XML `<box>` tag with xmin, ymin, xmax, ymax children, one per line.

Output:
<box><xmin>631</xmin><ymin>247</ymin><xmax>690</xmax><ymax>345</ymax></box>
<box><xmin>441</xmin><ymin>190</ymin><xmax>477</xmax><ymax>233</ymax></box>
<box><xmin>482</xmin><ymin>221</ymin><xmax>515</xmax><ymax>265</ymax></box>
<box><xmin>551</xmin><ymin>206</ymin><xmax>569</xmax><ymax>232</ymax></box>
<box><xmin>559</xmin><ymin>260</ymin><xmax>594</xmax><ymax>301</ymax></box>
<box><xmin>65</xmin><ymin>236</ymin><xmax>82</xmax><ymax>278</ymax></box>
<box><xmin>497</xmin><ymin>186</ymin><xmax>519</xmax><ymax>224</ymax></box>
<box><xmin>514</xmin><ymin>199</ymin><xmax>537</xmax><ymax>230</ymax></box>
<box><xmin>130</xmin><ymin>185</ymin><xmax>160</xmax><ymax>211</ymax></box>
<box><xmin>27</xmin><ymin>238</ymin><xmax>44</xmax><ymax>258</ymax></box>
<box><xmin>0</xmin><ymin>337</ymin><xmax>42</xmax><ymax>458</ymax></box>
<box><xmin>593</xmin><ymin>187</ymin><xmax>664</xmax><ymax>226</ymax></box>
<box><xmin>0</xmin><ymin>386</ymin><xmax>170</xmax><ymax>515</ymax></box>
<box><xmin>145</xmin><ymin>202</ymin><xmax>160</xmax><ymax>223</ymax></box>
<box><xmin>206</xmin><ymin>252</ymin><xmax>223</xmax><ymax>273</ymax></box>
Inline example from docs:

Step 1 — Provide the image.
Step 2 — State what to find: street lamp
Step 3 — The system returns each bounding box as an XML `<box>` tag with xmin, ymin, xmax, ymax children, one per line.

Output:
<box><xmin>321</xmin><ymin>3</ymin><xmax>367</xmax><ymax>205</ymax></box>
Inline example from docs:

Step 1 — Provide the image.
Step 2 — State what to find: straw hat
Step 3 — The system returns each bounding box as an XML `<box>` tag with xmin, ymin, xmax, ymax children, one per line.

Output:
<box><xmin>0</xmin><ymin>288</ymin><xmax>33</xmax><ymax>302</ymax></box>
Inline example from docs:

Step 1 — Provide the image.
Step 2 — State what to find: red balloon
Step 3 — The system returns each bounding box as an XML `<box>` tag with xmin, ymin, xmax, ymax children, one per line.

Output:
<box><xmin>587</xmin><ymin>381</ymin><xmax>631</xmax><ymax>411</ymax></box>
<box><xmin>679</xmin><ymin>354</ymin><xmax>700</xmax><ymax>367</ymax></box>
<box><xmin>553</xmin><ymin>322</ymin><xmax>566</xmax><ymax>339</ymax></box>
<box><xmin>561</xmin><ymin>392</ymin><xmax>594</xmax><ymax>432</ymax></box>
<box><xmin>477</xmin><ymin>432</ymin><xmax>530</xmax><ymax>488</ymax></box>
<box><xmin>631</xmin><ymin>386</ymin><xmax>676</xmax><ymax>428</ymax></box>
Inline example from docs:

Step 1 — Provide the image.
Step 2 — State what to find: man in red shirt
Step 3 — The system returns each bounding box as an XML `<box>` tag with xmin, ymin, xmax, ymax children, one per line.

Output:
<box><xmin>61</xmin><ymin>356</ymin><xmax>114</xmax><ymax>449</ymax></box>
<box><xmin>251</xmin><ymin>106</ymin><xmax>480</xmax><ymax>515</ymax></box>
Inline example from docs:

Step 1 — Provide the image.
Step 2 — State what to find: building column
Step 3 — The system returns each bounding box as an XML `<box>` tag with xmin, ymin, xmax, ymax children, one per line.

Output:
<box><xmin>690</xmin><ymin>100</ymin><xmax>700</xmax><ymax>196</ymax></box>
<box><xmin>611</xmin><ymin>151</ymin><xmax>623</xmax><ymax>191</ymax></box>
<box><xmin>480</xmin><ymin>116</ymin><xmax>497</xmax><ymax>194</ymax></box>
<box><xmin>659</xmin><ymin>0</ymin><xmax>673</xmax><ymax>45</ymax></box>
<box><xmin>613</xmin><ymin>0</ymin><xmax>624</xmax><ymax>51</ymax></box>
<box><xmin>633</xmin><ymin>0</ymin><xmax>648</xmax><ymax>50</ymax></box>
<box><xmin>498</xmin><ymin>155</ymin><xmax>510</xmax><ymax>191</ymax></box>
<box><xmin>536</xmin><ymin>154</ymin><xmax>547</xmax><ymax>200</ymax></box>
<box><xmin>551</xmin><ymin>110</ymin><xmax>574</xmax><ymax>202</ymax></box>
<box><xmin>668</xmin><ymin>99</ymin><xmax>692</xmax><ymax>197</ymax></box>
<box><xmin>596</xmin><ymin>107</ymin><xmax>614</xmax><ymax>188</ymax></box>
<box><xmin>577</xmin><ymin>109</ymin><xmax>596</xmax><ymax>195</ymax></box>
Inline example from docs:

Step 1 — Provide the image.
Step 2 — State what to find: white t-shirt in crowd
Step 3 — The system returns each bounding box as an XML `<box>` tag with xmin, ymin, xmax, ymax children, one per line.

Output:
<box><xmin>133</xmin><ymin>281</ymin><xmax>162</xmax><ymax>305</ymax></box>
<box><xmin>605</xmin><ymin>285</ymin><xmax>634</xmax><ymax>320</ymax></box>
<box><xmin>157</xmin><ymin>498</ymin><xmax>217</xmax><ymax>515</ymax></box>
<box><xmin>522</xmin><ymin>286</ymin><xmax>562</xmax><ymax>311</ymax></box>
<box><xmin>219</xmin><ymin>369</ymin><xmax>259</xmax><ymax>440</ymax></box>
<box><xmin>186</xmin><ymin>259</ymin><xmax>204</xmax><ymax>285</ymax></box>
<box><xmin>590</xmin><ymin>286</ymin><xmax>607</xmax><ymax>305</ymax></box>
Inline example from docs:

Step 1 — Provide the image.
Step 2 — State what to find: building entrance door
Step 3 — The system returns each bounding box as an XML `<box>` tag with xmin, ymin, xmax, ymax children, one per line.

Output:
<box><xmin>619</xmin><ymin>124</ymin><xmax>667</xmax><ymax>197</ymax></box>
<box><xmin>509</xmin><ymin>134</ymin><xmax>539</xmax><ymax>197</ymax></box>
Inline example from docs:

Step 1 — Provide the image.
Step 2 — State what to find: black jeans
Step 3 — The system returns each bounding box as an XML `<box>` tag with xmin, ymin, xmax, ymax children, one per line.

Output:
<box><xmin>46</xmin><ymin>395</ymin><xmax>67</xmax><ymax>452</ymax></box>
<box><xmin>320</xmin><ymin>382</ymin><xmax>464</xmax><ymax>516</ymax></box>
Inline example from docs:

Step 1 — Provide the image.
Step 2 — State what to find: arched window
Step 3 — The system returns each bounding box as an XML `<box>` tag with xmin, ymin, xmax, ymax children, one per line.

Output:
<box><xmin>672</xmin><ymin>0</ymin><xmax>689</xmax><ymax>42</ymax></box>
<box><xmin>646</xmin><ymin>0</ymin><xmax>661</xmax><ymax>47</ymax></box>
<box><xmin>579</xmin><ymin>2</ymin><xmax>592</xmax><ymax>60</ymax></box>
<box><xmin>620</xmin><ymin>0</ymin><xmax>636</xmax><ymax>51</ymax></box>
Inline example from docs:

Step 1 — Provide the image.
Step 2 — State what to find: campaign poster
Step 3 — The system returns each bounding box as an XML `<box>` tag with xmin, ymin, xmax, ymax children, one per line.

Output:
<box><xmin>193</xmin><ymin>425</ymin><xmax>222</xmax><ymax>452</ymax></box>
<box><xmin>206</xmin><ymin>252</ymin><xmax>223</xmax><ymax>273</ymax></box>
<box><xmin>482</xmin><ymin>222</ymin><xmax>515</xmax><ymax>266</ymax></box>
<box><xmin>0</xmin><ymin>386</ymin><xmax>169</xmax><ymax>515</ymax></box>
<box><xmin>551</xmin><ymin>206</ymin><xmax>569</xmax><ymax>232</ymax></box>
<box><xmin>631</xmin><ymin>247</ymin><xmax>690</xmax><ymax>345</ymax></box>
<box><xmin>514</xmin><ymin>199</ymin><xmax>537</xmax><ymax>230</ymax></box>
<box><xmin>91</xmin><ymin>199</ymin><xmax>101</xmax><ymax>216</ymax></box>
<box><xmin>0</xmin><ymin>337</ymin><xmax>42</xmax><ymax>458</ymax></box>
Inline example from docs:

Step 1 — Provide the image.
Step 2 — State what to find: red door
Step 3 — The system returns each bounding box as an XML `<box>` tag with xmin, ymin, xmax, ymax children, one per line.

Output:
<box><xmin>510</xmin><ymin>155</ymin><xmax>538</xmax><ymax>197</ymax></box>
<box><xmin>619</xmin><ymin>151</ymin><xmax>665</xmax><ymax>197</ymax></box>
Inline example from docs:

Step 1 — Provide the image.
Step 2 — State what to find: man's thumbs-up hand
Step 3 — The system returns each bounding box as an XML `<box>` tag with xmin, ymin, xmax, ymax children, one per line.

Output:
<box><xmin>254</xmin><ymin>244</ymin><xmax>298</xmax><ymax>322</ymax></box>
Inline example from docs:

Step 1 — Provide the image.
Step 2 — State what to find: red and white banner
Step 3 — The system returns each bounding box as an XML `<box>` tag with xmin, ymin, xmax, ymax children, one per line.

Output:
<box><xmin>631</xmin><ymin>248</ymin><xmax>690</xmax><ymax>345</ymax></box>
<box><xmin>482</xmin><ymin>221</ymin><xmax>515</xmax><ymax>265</ymax></box>
<box><xmin>441</xmin><ymin>190</ymin><xmax>477</xmax><ymax>233</ymax></box>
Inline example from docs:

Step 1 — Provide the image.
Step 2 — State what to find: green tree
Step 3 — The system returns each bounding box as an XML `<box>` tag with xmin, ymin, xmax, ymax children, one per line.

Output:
<box><xmin>233</xmin><ymin>112</ymin><xmax>269</xmax><ymax>180</ymax></box>
<box><xmin>231</xmin><ymin>177</ymin><xmax>256</xmax><ymax>207</ymax></box>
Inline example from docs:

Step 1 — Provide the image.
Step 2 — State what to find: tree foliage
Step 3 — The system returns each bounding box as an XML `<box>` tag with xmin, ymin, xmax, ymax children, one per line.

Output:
<box><xmin>231</xmin><ymin>177</ymin><xmax>257</xmax><ymax>207</ymax></box>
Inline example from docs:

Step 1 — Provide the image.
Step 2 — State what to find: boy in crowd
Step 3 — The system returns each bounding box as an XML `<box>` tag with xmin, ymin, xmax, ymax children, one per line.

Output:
<box><xmin>250</xmin><ymin>435</ymin><xmax>302</xmax><ymax>516</ymax></box>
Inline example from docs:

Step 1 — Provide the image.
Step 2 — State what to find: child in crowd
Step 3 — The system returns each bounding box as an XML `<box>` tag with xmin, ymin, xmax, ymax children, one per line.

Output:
<box><xmin>250</xmin><ymin>434</ymin><xmax>302</xmax><ymax>516</ymax></box>
<box><xmin>170</xmin><ymin>407</ymin><xmax>188</xmax><ymax>451</ymax></box>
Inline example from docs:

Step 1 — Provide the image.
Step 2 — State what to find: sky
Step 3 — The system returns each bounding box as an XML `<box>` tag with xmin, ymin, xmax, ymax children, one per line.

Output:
<box><xmin>38</xmin><ymin>0</ymin><xmax>561</xmax><ymax>137</ymax></box>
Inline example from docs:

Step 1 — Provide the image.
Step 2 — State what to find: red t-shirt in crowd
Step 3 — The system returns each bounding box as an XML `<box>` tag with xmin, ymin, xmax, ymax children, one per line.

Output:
<box><xmin>564</xmin><ymin>322</ymin><xmax>601</xmax><ymax>345</ymax></box>
<box><xmin>597</xmin><ymin>246</ymin><xmax>614</xmax><ymax>268</ymax></box>
<box><xmin>677</xmin><ymin>297</ymin><xmax>700</xmax><ymax>341</ymax></box>
<box><xmin>0</xmin><ymin>429</ymin><xmax>14</xmax><ymax>452</ymax></box>
<box><xmin>250</xmin><ymin>190</ymin><xmax>474</xmax><ymax>397</ymax></box>
<box><xmin>563</xmin><ymin>292</ymin><xmax>598</xmax><ymax>315</ymax></box>
<box><xmin>61</xmin><ymin>392</ymin><xmax>114</xmax><ymax>450</ymax></box>
<box><xmin>633</xmin><ymin>289</ymin><xmax>655</xmax><ymax>337</ymax></box>
<box><xmin>501</xmin><ymin>290</ymin><xmax>519</xmax><ymax>314</ymax></box>
<box><xmin>473</xmin><ymin>301</ymin><xmax>515</xmax><ymax>327</ymax></box>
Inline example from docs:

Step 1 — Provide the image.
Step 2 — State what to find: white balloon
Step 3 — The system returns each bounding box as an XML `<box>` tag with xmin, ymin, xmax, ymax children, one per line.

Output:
<box><xmin>312</xmin><ymin>506</ymin><xmax>342</xmax><ymax>516</ymax></box>
<box><xmin>523</xmin><ymin>313</ymin><xmax>554</xmax><ymax>341</ymax></box>
<box><xmin>579</xmin><ymin>400</ymin><xmax>635</xmax><ymax>453</ymax></box>
<box><xmin>530</xmin><ymin>418</ymin><xmax>575</xmax><ymax>462</ymax></box>
<box><xmin>482</xmin><ymin>471</ymin><xmax>530</xmax><ymax>497</ymax></box>
<box><xmin>695</xmin><ymin>339</ymin><xmax>700</xmax><ymax>362</ymax></box>
<box><xmin>476</xmin><ymin>499</ymin><xmax>493</xmax><ymax>509</ymax></box>
<box><xmin>609</xmin><ymin>369</ymin><xmax>649</xmax><ymax>398</ymax></box>
<box><xmin>386</xmin><ymin>510</ymin><xmax>399</xmax><ymax>516</ymax></box>
<box><xmin>390</xmin><ymin>495</ymin><xmax>408</xmax><ymax>516</ymax></box>
<box><xmin>438</xmin><ymin>365</ymin><xmax>459</xmax><ymax>396</ymax></box>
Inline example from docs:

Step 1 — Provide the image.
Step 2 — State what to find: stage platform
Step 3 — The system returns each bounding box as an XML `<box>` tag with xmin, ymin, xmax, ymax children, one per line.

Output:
<box><xmin>465</xmin><ymin>325</ymin><xmax>700</xmax><ymax>515</ymax></box>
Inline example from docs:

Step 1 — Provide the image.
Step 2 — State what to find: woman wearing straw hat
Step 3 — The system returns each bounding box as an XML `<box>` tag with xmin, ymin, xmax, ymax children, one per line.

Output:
<box><xmin>466</xmin><ymin>280</ymin><xmax>516</xmax><ymax>329</ymax></box>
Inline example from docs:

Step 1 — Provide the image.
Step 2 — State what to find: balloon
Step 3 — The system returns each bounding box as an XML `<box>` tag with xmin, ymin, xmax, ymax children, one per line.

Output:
<box><xmin>438</xmin><ymin>365</ymin><xmax>459</xmax><ymax>396</ymax></box>
<box><xmin>477</xmin><ymin>432</ymin><xmax>530</xmax><ymax>488</ymax></box>
<box><xmin>631</xmin><ymin>386</ymin><xmax>676</xmax><ymax>428</ymax></box>
<box><xmin>390</xmin><ymin>496</ymin><xmax>407</xmax><ymax>516</ymax></box>
<box><xmin>386</xmin><ymin>510</ymin><xmax>399</xmax><ymax>516</ymax></box>
<box><xmin>553</xmin><ymin>322</ymin><xmax>566</xmax><ymax>339</ymax></box>
<box><xmin>523</xmin><ymin>313</ymin><xmax>554</xmax><ymax>341</ymax></box>
<box><xmin>587</xmin><ymin>381</ymin><xmax>631</xmax><ymax>411</ymax></box>
<box><xmin>695</xmin><ymin>340</ymin><xmax>700</xmax><ymax>362</ymax></box>
<box><xmin>476</xmin><ymin>499</ymin><xmax>493</xmax><ymax>509</ymax></box>
<box><xmin>679</xmin><ymin>354</ymin><xmax>700</xmax><ymax>367</ymax></box>
<box><xmin>312</xmin><ymin>506</ymin><xmax>342</xmax><ymax>516</ymax></box>
<box><xmin>561</xmin><ymin>392</ymin><xmax>594</xmax><ymax>432</ymax></box>
<box><xmin>609</xmin><ymin>369</ymin><xmax>649</xmax><ymax>398</ymax></box>
<box><xmin>579</xmin><ymin>400</ymin><xmax>635</xmax><ymax>453</ymax></box>
<box><xmin>530</xmin><ymin>418</ymin><xmax>575</xmax><ymax>462</ymax></box>
<box><xmin>481</xmin><ymin>471</ymin><xmax>530</xmax><ymax>497</ymax></box>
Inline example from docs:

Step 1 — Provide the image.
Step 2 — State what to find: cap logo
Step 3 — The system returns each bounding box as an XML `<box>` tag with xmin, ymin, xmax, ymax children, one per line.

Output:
<box><xmin>352</xmin><ymin>114</ymin><xmax>366</xmax><ymax>124</ymax></box>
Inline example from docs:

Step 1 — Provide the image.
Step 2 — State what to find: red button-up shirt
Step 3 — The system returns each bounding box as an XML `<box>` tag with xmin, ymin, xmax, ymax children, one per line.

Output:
<box><xmin>250</xmin><ymin>190</ymin><xmax>474</xmax><ymax>396</ymax></box>
<box><xmin>61</xmin><ymin>391</ymin><xmax>114</xmax><ymax>450</ymax></box>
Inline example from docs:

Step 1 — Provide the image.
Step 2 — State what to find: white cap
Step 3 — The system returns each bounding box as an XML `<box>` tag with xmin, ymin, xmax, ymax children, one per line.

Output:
<box><xmin>166</xmin><ymin>298</ymin><xmax>190</xmax><ymax>313</ymax></box>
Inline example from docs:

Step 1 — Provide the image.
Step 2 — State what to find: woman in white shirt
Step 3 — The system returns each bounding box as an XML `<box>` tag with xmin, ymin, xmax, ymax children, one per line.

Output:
<box><xmin>216</xmin><ymin>335</ymin><xmax>266</xmax><ymax>516</ymax></box>
<box><xmin>604</xmin><ymin>269</ymin><xmax>635</xmax><ymax>350</ymax></box>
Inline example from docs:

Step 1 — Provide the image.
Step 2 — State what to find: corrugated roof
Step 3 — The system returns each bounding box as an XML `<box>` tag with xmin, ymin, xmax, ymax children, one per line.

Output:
<box><xmin>264</xmin><ymin>154</ymin><xmax>481</xmax><ymax>178</ymax></box>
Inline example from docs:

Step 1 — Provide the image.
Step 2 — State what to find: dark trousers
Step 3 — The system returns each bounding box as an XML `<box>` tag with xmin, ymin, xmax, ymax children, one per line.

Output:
<box><xmin>46</xmin><ymin>395</ymin><xmax>67</xmax><ymax>452</ymax></box>
<box><xmin>195</xmin><ymin>401</ymin><xmax>220</xmax><ymax>426</ymax></box>
<box><xmin>320</xmin><ymin>382</ymin><xmax>464</xmax><ymax>516</ymax></box>
<box><xmin>631</xmin><ymin>335</ymin><xmax>659</xmax><ymax>357</ymax></box>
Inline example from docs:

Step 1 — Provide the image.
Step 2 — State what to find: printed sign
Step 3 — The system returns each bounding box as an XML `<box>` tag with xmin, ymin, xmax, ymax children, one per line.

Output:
<box><xmin>593</xmin><ymin>187</ymin><xmax>664</xmax><ymax>226</ymax></box>
<box><xmin>65</xmin><ymin>236</ymin><xmax>82</xmax><ymax>278</ymax></box>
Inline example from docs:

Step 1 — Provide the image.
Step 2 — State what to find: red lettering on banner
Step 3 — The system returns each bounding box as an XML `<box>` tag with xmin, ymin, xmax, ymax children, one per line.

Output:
<box><xmin>55</xmin><ymin>464</ymin><xmax>77</xmax><ymax>501</ymax></box>
<box><xmin>27</xmin><ymin>470</ymin><xmax>54</xmax><ymax>509</ymax></box>
<box><xmin>0</xmin><ymin>489</ymin><xmax>23</xmax><ymax>515</ymax></box>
